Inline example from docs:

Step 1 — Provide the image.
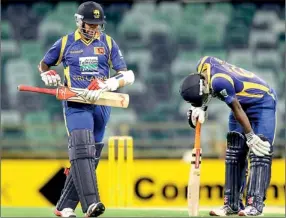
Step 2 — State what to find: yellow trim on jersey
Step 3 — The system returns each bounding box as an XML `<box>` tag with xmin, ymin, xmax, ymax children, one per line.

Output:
<box><xmin>62</xmin><ymin>106</ymin><xmax>70</xmax><ymax>137</ymax></box>
<box><xmin>237</xmin><ymin>82</ymin><xmax>272</xmax><ymax>98</ymax></box>
<box><xmin>210</xmin><ymin>73</ymin><xmax>234</xmax><ymax>89</ymax></box>
<box><xmin>204</xmin><ymin>63</ymin><xmax>211</xmax><ymax>85</ymax></box>
<box><xmin>64</xmin><ymin>66</ymin><xmax>71</xmax><ymax>87</ymax></box>
<box><xmin>197</xmin><ymin>56</ymin><xmax>209</xmax><ymax>73</ymax></box>
<box><xmin>74</xmin><ymin>29</ymin><xmax>101</xmax><ymax>46</ymax></box>
<box><xmin>55</xmin><ymin>35</ymin><xmax>68</xmax><ymax>66</ymax></box>
<box><xmin>74</xmin><ymin>29</ymin><xmax>81</xmax><ymax>41</ymax></box>
<box><xmin>105</xmin><ymin>34</ymin><xmax>113</xmax><ymax>78</ymax></box>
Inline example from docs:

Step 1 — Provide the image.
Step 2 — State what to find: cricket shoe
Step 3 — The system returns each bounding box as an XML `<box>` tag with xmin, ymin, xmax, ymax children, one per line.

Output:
<box><xmin>85</xmin><ymin>202</ymin><xmax>105</xmax><ymax>217</ymax></box>
<box><xmin>238</xmin><ymin>206</ymin><xmax>264</xmax><ymax>216</ymax></box>
<box><xmin>210</xmin><ymin>205</ymin><xmax>239</xmax><ymax>216</ymax></box>
<box><xmin>54</xmin><ymin>208</ymin><xmax>76</xmax><ymax>217</ymax></box>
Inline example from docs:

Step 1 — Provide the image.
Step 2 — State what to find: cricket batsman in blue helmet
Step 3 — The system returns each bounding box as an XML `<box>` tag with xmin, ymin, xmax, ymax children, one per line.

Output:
<box><xmin>180</xmin><ymin>56</ymin><xmax>276</xmax><ymax>216</ymax></box>
<box><xmin>38</xmin><ymin>1</ymin><xmax>135</xmax><ymax>217</ymax></box>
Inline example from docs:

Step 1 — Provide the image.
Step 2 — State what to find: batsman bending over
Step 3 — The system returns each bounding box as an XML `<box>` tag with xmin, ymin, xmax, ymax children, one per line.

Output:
<box><xmin>38</xmin><ymin>1</ymin><xmax>135</xmax><ymax>217</ymax></box>
<box><xmin>180</xmin><ymin>56</ymin><xmax>276</xmax><ymax>216</ymax></box>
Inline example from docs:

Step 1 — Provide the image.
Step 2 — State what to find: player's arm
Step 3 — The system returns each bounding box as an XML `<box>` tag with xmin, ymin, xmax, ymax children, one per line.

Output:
<box><xmin>105</xmin><ymin>38</ymin><xmax>135</xmax><ymax>90</ymax></box>
<box><xmin>212</xmin><ymin>77</ymin><xmax>271</xmax><ymax>156</ymax></box>
<box><xmin>228</xmin><ymin>98</ymin><xmax>252</xmax><ymax>133</ymax></box>
<box><xmin>38</xmin><ymin>38</ymin><xmax>63</xmax><ymax>86</ymax></box>
<box><xmin>211</xmin><ymin>77</ymin><xmax>252</xmax><ymax>133</ymax></box>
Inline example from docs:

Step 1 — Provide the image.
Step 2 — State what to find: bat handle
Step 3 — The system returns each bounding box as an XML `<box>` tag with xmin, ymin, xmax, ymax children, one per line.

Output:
<box><xmin>58</xmin><ymin>81</ymin><xmax>64</xmax><ymax>87</ymax></box>
<box><xmin>194</xmin><ymin>122</ymin><xmax>201</xmax><ymax>149</ymax></box>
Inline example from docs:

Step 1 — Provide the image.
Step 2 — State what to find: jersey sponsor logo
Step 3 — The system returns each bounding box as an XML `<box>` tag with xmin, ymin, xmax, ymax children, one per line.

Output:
<box><xmin>73</xmin><ymin>75</ymin><xmax>107</xmax><ymax>81</ymax></box>
<box><xmin>70</xmin><ymin>49</ymin><xmax>83</xmax><ymax>54</ymax></box>
<box><xmin>94</xmin><ymin>47</ymin><xmax>105</xmax><ymax>55</ymax></box>
<box><xmin>79</xmin><ymin>56</ymin><xmax>99</xmax><ymax>74</ymax></box>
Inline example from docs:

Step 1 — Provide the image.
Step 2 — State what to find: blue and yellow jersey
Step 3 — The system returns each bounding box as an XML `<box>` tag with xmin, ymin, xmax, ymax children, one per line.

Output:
<box><xmin>43</xmin><ymin>29</ymin><xmax>127</xmax><ymax>89</ymax></box>
<box><xmin>196</xmin><ymin>56</ymin><xmax>276</xmax><ymax>106</ymax></box>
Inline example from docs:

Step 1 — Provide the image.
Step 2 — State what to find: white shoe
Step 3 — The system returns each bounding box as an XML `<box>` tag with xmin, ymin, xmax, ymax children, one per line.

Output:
<box><xmin>85</xmin><ymin>202</ymin><xmax>105</xmax><ymax>217</ymax></box>
<box><xmin>238</xmin><ymin>206</ymin><xmax>264</xmax><ymax>216</ymax></box>
<box><xmin>210</xmin><ymin>205</ymin><xmax>239</xmax><ymax>216</ymax></box>
<box><xmin>54</xmin><ymin>208</ymin><xmax>76</xmax><ymax>217</ymax></box>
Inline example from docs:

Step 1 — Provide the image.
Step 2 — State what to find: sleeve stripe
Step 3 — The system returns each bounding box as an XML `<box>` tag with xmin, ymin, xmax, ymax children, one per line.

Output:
<box><xmin>197</xmin><ymin>56</ymin><xmax>209</xmax><ymax>73</ymax></box>
<box><xmin>210</xmin><ymin>73</ymin><xmax>234</xmax><ymax>89</ymax></box>
<box><xmin>105</xmin><ymin>34</ymin><xmax>113</xmax><ymax>78</ymax></box>
<box><xmin>55</xmin><ymin>35</ymin><xmax>68</xmax><ymax>66</ymax></box>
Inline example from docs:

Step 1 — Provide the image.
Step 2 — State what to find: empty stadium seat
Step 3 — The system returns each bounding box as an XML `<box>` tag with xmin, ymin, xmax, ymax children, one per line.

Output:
<box><xmin>117</xmin><ymin>12</ymin><xmax>149</xmax><ymax>49</ymax></box>
<box><xmin>20</xmin><ymin>40</ymin><xmax>43</xmax><ymax>64</ymax></box>
<box><xmin>228</xmin><ymin>49</ymin><xmax>254</xmax><ymax>69</ymax></box>
<box><xmin>5</xmin><ymin>59</ymin><xmax>35</xmax><ymax>107</ymax></box>
<box><xmin>109</xmin><ymin>108</ymin><xmax>138</xmax><ymax>126</ymax></box>
<box><xmin>171</xmin><ymin>51</ymin><xmax>201</xmax><ymax>79</ymax></box>
<box><xmin>204</xmin><ymin>50</ymin><xmax>228</xmax><ymax>60</ymax></box>
<box><xmin>225</xmin><ymin>22</ymin><xmax>249</xmax><ymax>48</ymax></box>
<box><xmin>183</xmin><ymin>3</ymin><xmax>206</xmax><ymax>19</ymax></box>
<box><xmin>1</xmin><ymin>21</ymin><xmax>13</xmax><ymax>40</ymax></box>
<box><xmin>249</xmin><ymin>30</ymin><xmax>278</xmax><ymax>49</ymax></box>
<box><xmin>31</xmin><ymin>2</ymin><xmax>53</xmax><ymax>18</ymax></box>
<box><xmin>38</xmin><ymin>20</ymin><xmax>65</xmax><ymax>48</ymax></box>
<box><xmin>55</xmin><ymin>2</ymin><xmax>78</xmax><ymax>14</ymax></box>
<box><xmin>156</xmin><ymin>2</ymin><xmax>182</xmax><ymax>26</ymax></box>
<box><xmin>252</xmin><ymin>10</ymin><xmax>279</xmax><ymax>30</ymax></box>
<box><xmin>204</xmin><ymin>11</ymin><xmax>230</xmax><ymax>27</ymax></box>
<box><xmin>254</xmin><ymin>50</ymin><xmax>282</xmax><ymax>70</ymax></box>
<box><xmin>176</xmin><ymin>23</ymin><xmax>199</xmax><ymax>50</ymax></box>
<box><xmin>210</xmin><ymin>2</ymin><xmax>233</xmax><ymax>17</ymax></box>
<box><xmin>24</xmin><ymin>111</ymin><xmax>54</xmax><ymax>144</ymax></box>
<box><xmin>1</xmin><ymin>40</ymin><xmax>20</xmax><ymax>64</ymax></box>
<box><xmin>125</xmin><ymin>49</ymin><xmax>151</xmax><ymax>79</ymax></box>
<box><xmin>132</xmin><ymin>2</ymin><xmax>156</xmax><ymax>13</ymax></box>
<box><xmin>199</xmin><ymin>23</ymin><xmax>225</xmax><ymax>49</ymax></box>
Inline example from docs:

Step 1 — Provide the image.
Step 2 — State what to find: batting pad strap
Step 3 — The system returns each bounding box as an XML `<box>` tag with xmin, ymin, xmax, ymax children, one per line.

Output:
<box><xmin>56</xmin><ymin>169</ymin><xmax>79</xmax><ymax>211</ymax></box>
<box><xmin>224</xmin><ymin>131</ymin><xmax>248</xmax><ymax>211</ymax></box>
<box><xmin>246</xmin><ymin>152</ymin><xmax>272</xmax><ymax>212</ymax></box>
<box><xmin>68</xmin><ymin>130</ymin><xmax>96</xmax><ymax>161</ymax></box>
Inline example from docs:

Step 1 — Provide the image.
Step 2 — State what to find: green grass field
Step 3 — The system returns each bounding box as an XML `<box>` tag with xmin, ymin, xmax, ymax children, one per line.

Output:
<box><xmin>1</xmin><ymin>207</ymin><xmax>285</xmax><ymax>217</ymax></box>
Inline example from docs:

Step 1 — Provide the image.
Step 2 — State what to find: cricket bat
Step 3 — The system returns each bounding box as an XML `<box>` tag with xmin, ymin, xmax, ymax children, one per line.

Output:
<box><xmin>187</xmin><ymin>122</ymin><xmax>202</xmax><ymax>216</ymax></box>
<box><xmin>17</xmin><ymin>85</ymin><xmax>129</xmax><ymax>108</ymax></box>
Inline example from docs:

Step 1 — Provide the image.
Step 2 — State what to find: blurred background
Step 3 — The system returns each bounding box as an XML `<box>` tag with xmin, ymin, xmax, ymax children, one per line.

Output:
<box><xmin>1</xmin><ymin>0</ymin><xmax>285</xmax><ymax>212</ymax></box>
<box><xmin>1</xmin><ymin>0</ymin><xmax>285</xmax><ymax>159</ymax></box>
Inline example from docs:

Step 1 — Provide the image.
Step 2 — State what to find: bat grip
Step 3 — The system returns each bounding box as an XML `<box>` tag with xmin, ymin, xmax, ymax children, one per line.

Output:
<box><xmin>194</xmin><ymin>122</ymin><xmax>201</xmax><ymax>149</ymax></box>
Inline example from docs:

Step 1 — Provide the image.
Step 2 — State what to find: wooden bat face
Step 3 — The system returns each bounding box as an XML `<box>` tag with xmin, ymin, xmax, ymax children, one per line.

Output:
<box><xmin>56</xmin><ymin>87</ymin><xmax>129</xmax><ymax>108</ymax></box>
<box><xmin>17</xmin><ymin>85</ymin><xmax>129</xmax><ymax>108</ymax></box>
<box><xmin>188</xmin><ymin>148</ymin><xmax>202</xmax><ymax>217</ymax></box>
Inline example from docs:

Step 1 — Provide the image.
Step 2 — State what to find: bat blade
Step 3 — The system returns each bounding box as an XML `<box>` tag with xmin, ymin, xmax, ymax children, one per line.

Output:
<box><xmin>188</xmin><ymin>122</ymin><xmax>202</xmax><ymax>217</ymax></box>
<box><xmin>188</xmin><ymin>147</ymin><xmax>202</xmax><ymax>217</ymax></box>
<box><xmin>18</xmin><ymin>85</ymin><xmax>129</xmax><ymax>108</ymax></box>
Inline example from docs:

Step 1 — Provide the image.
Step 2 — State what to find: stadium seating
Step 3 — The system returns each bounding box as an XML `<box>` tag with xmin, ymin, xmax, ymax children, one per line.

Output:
<box><xmin>1</xmin><ymin>1</ymin><xmax>285</xmax><ymax>156</ymax></box>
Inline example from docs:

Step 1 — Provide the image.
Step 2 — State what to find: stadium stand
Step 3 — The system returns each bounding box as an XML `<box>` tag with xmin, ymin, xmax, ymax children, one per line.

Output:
<box><xmin>1</xmin><ymin>1</ymin><xmax>285</xmax><ymax>158</ymax></box>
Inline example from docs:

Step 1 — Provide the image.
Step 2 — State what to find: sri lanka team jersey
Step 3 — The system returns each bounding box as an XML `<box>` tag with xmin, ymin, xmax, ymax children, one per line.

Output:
<box><xmin>43</xmin><ymin>29</ymin><xmax>127</xmax><ymax>89</ymax></box>
<box><xmin>196</xmin><ymin>56</ymin><xmax>277</xmax><ymax>106</ymax></box>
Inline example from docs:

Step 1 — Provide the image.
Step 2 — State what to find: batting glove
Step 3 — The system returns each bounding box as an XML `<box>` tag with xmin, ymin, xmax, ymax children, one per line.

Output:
<box><xmin>82</xmin><ymin>78</ymin><xmax>108</xmax><ymax>102</ymax></box>
<box><xmin>187</xmin><ymin>106</ymin><xmax>208</xmax><ymax>128</ymax></box>
<box><xmin>41</xmin><ymin>70</ymin><xmax>61</xmax><ymax>86</ymax></box>
<box><xmin>245</xmin><ymin>132</ymin><xmax>271</xmax><ymax>156</ymax></box>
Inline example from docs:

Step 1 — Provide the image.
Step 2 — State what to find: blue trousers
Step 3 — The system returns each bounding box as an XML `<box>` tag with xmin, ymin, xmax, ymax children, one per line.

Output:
<box><xmin>229</xmin><ymin>94</ymin><xmax>277</xmax><ymax>145</ymax></box>
<box><xmin>63</xmin><ymin>101</ymin><xmax>111</xmax><ymax>142</ymax></box>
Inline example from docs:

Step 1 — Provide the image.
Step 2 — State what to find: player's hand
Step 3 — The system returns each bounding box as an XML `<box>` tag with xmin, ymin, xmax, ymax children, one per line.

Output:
<box><xmin>187</xmin><ymin>106</ymin><xmax>207</xmax><ymax>128</ymax></box>
<box><xmin>245</xmin><ymin>132</ymin><xmax>271</xmax><ymax>156</ymax></box>
<box><xmin>82</xmin><ymin>78</ymin><xmax>108</xmax><ymax>102</ymax></box>
<box><xmin>104</xmin><ymin>77</ymin><xmax>119</xmax><ymax>91</ymax></box>
<box><xmin>41</xmin><ymin>70</ymin><xmax>61</xmax><ymax>86</ymax></box>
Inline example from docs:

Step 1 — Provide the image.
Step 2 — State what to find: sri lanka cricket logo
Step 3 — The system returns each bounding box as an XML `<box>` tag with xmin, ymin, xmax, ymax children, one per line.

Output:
<box><xmin>93</xmin><ymin>9</ymin><xmax>100</xmax><ymax>18</ymax></box>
